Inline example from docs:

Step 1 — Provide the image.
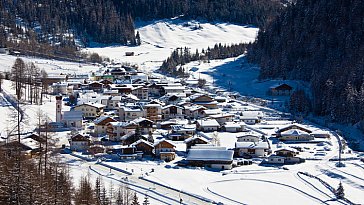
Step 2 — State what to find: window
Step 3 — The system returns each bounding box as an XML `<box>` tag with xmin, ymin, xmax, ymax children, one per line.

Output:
<box><xmin>278</xmin><ymin>159</ymin><xmax>281</xmax><ymax>161</ymax></box>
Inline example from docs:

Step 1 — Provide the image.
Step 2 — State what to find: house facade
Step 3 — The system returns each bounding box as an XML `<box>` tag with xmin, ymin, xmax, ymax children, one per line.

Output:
<box><xmin>235</xmin><ymin>142</ymin><xmax>270</xmax><ymax>157</ymax></box>
<box><xmin>69</xmin><ymin>134</ymin><xmax>90</xmax><ymax>151</ymax></box>
<box><xmin>74</xmin><ymin>103</ymin><xmax>105</xmax><ymax>119</ymax></box>
<box><xmin>94</xmin><ymin>116</ymin><xmax>117</xmax><ymax>136</ymax></box>
<box><xmin>154</xmin><ymin>140</ymin><xmax>176</xmax><ymax>161</ymax></box>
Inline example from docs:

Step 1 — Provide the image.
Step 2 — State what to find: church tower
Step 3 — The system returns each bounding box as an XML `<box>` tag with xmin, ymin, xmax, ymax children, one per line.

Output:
<box><xmin>56</xmin><ymin>96</ymin><xmax>63</xmax><ymax>122</ymax></box>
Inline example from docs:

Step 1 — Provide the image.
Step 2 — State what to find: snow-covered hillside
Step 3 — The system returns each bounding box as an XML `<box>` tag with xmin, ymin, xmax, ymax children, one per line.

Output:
<box><xmin>84</xmin><ymin>19</ymin><xmax>258</xmax><ymax>70</ymax></box>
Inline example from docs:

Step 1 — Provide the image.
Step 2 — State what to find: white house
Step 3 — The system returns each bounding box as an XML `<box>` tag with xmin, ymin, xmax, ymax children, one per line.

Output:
<box><xmin>240</xmin><ymin>111</ymin><xmax>264</xmax><ymax>124</ymax></box>
<box><xmin>196</xmin><ymin>119</ymin><xmax>220</xmax><ymax>132</ymax></box>
<box><xmin>279</xmin><ymin>129</ymin><xmax>314</xmax><ymax>141</ymax></box>
<box><xmin>168</xmin><ymin>124</ymin><xmax>196</xmax><ymax>140</ymax></box>
<box><xmin>276</xmin><ymin>124</ymin><xmax>313</xmax><ymax>141</ymax></box>
<box><xmin>210</xmin><ymin>113</ymin><xmax>235</xmax><ymax>125</ymax></box>
<box><xmin>267</xmin><ymin>148</ymin><xmax>303</xmax><ymax>164</ymax></box>
<box><xmin>223</xmin><ymin>122</ymin><xmax>246</xmax><ymax>133</ymax></box>
<box><xmin>236</xmin><ymin>133</ymin><xmax>262</xmax><ymax>142</ymax></box>
<box><xmin>235</xmin><ymin>141</ymin><xmax>270</xmax><ymax>157</ymax></box>
<box><xmin>119</xmin><ymin>104</ymin><xmax>145</xmax><ymax>121</ymax></box>
<box><xmin>62</xmin><ymin>110</ymin><xmax>83</xmax><ymax>128</ymax></box>
<box><xmin>161</xmin><ymin>86</ymin><xmax>185</xmax><ymax>95</ymax></box>
<box><xmin>74</xmin><ymin>103</ymin><xmax>105</xmax><ymax>119</ymax></box>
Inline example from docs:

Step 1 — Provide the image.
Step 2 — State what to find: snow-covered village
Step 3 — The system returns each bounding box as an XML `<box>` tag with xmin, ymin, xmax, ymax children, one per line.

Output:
<box><xmin>0</xmin><ymin>1</ymin><xmax>364</xmax><ymax>205</ymax></box>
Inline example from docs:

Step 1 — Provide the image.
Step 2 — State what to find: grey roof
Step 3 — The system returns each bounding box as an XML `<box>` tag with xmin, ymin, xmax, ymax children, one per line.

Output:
<box><xmin>62</xmin><ymin>111</ymin><xmax>83</xmax><ymax>121</ymax></box>
<box><xmin>187</xmin><ymin>148</ymin><xmax>233</xmax><ymax>162</ymax></box>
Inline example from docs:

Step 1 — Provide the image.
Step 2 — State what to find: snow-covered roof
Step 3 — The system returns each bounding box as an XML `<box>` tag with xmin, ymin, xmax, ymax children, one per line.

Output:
<box><xmin>120</xmin><ymin>131</ymin><xmax>136</xmax><ymax>140</ymax></box>
<box><xmin>130</xmin><ymin>139</ymin><xmax>153</xmax><ymax>147</ymax></box>
<box><xmin>162</xmin><ymin>104</ymin><xmax>183</xmax><ymax>110</ymax></box>
<box><xmin>190</xmin><ymin>144</ymin><xmax>217</xmax><ymax>149</ymax></box>
<box><xmin>196</xmin><ymin>119</ymin><xmax>220</xmax><ymax>127</ymax></box>
<box><xmin>241</xmin><ymin>111</ymin><xmax>263</xmax><ymax>117</ymax></box>
<box><xmin>93</xmin><ymin>115</ymin><xmax>115</xmax><ymax>125</ymax></box>
<box><xmin>184</xmin><ymin>105</ymin><xmax>206</xmax><ymax>111</ymax></box>
<box><xmin>184</xmin><ymin>136</ymin><xmax>210</xmax><ymax>144</ymax></box>
<box><xmin>76</xmin><ymin>102</ymin><xmax>105</xmax><ymax>109</ymax></box>
<box><xmin>187</xmin><ymin>148</ymin><xmax>233</xmax><ymax>162</ymax></box>
<box><xmin>210</xmin><ymin>113</ymin><xmax>235</xmax><ymax>119</ymax></box>
<box><xmin>108</xmin><ymin>121</ymin><xmax>136</xmax><ymax>127</ymax></box>
<box><xmin>275</xmin><ymin>147</ymin><xmax>298</xmax><ymax>153</ymax></box>
<box><xmin>235</xmin><ymin>142</ymin><xmax>269</xmax><ymax>149</ymax></box>
<box><xmin>277</xmin><ymin>123</ymin><xmax>312</xmax><ymax>133</ymax></box>
<box><xmin>153</xmin><ymin>139</ymin><xmax>175</xmax><ymax>147</ymax></box>
<box><xmin>281</xmin><ymin>129</ymin><xmax>310</xmax><ymax>136</ymax></box>
<box><xmin>224</xmin><ymin>121</ymin><xmax>245</xmax><ymax>128</ymax></box>
<box><xmin>121</xmin><ymin>105</ymin><xmax>143</xmax><ymax>112</ymax></box>
<box><xmin>62</xmin><ymin>111</ymin><xmax>83</xmax><ymax>121</ymax></box>
<box><xmin>171</xmin><ymin>124</ymin><xmax>196</xmax><ymax>131</ymax></box>
<box><xmin>202</xmin><ymin>109</ymin><xmax>222</xmax><ymax>115</ymax></box>
<box><xmin>163</xmin><ymin>86</ymin><xmax>185</xmax><ymax>90</ymax></box>
<box><xmin>21</xmin><ymin>138</ymin><xmax>40</xmax><ymax>150</ymax></box>
<box><xmin>133</xmin><ymin>117</ymin><xmax>153</xmax><ymax>124</ymax></box>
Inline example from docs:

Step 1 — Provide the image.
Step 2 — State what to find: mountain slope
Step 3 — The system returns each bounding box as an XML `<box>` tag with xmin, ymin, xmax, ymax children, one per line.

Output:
<box><xmin>248</xmin><ymin>0</ymin><xmax>364</xmax><ymax>126</ymax></box>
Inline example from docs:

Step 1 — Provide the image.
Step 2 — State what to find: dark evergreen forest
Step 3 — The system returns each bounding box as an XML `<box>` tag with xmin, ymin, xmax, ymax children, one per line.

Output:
<box><xmin>0</xmin><ymin>0</ymin><xmax>282</xmax><ymax>59</ymax></box>
<box><xmin>160</xmin><ymin>43</ymin><xmax>247</xmax><ymax>76</ymax></box>
<box><xmin>248</xmin><ymin>0</ymin><xmax>364</xmax><ymax>125</ymax></box>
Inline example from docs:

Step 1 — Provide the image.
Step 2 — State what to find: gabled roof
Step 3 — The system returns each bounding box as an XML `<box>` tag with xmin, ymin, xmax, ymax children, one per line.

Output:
<box><xmin>94</xmin><ymin>115</ymin><xmax>116</xmax><ymax>125</ymax></box>
<box><xmin>154</xmin><ymin>139</ymin><xmax>175</xmax><ymax>148</ymax></box>
<box><xmin>108</xmin><ymin>121</ymin><xmax>136</xmax><ymax>128</ymax></box>
<box><xmin>120</xmin><ymin>131</ymin><xmax>136</xmax><ymax>140</ymax></box>
<box><xmin>71</xmin><ymin>134</ymin><xmax>89</xmax><ymax>142</ymax></box>
<box><xmin>277</xmin><ymin>124</ymin><xmax>312</xmax><ymax>134</ymax></box>
<box><xmin>270</xmin><ymin>83</ymin><xmax>293</xmax><ymax>90</ymax></box>
<box><xmin>131</xmin><ymin>139</ymin><xmax>154</xmax><ymax>148</ymax></box>
<box><xmin>281</xmin><ymin>129</ymin><xmax>310</xmax><ymax>136</ymax></box>
<box><xmin>275</xmin><ymin>148</ymin><xmax>298</xmax><ymax>153</ymax></box>
<box><xmin>184</xmin><ymin>136</ymin><xmax>209</xmax><ymax>144</ymax></box>
<box><xmin>132</xmin><ymin>117</ymin><xmax>154</xmax><ymax>124</ymax></box>
<box><xmin>162</xmin><ymin>104</ymin><xmax>183</xmax><ymax>110</ymax></box>
<box><xmin>75</xmin><ymin>102</ymin><xmax>105</xmax><ymax>109</ymax></box>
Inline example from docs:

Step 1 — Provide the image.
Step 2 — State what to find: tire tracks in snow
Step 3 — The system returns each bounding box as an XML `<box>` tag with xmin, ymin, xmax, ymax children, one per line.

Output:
<box><xmin>206</xmin><ymin>177</ymin><xmax>329</xmax><ymax>205</ymax></box>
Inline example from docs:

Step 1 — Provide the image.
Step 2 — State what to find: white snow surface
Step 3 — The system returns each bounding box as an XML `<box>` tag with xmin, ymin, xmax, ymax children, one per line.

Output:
<box><xmin>84</xmin><ymin>19</ymin><xmax>258</xmax><ymax>71</ymax></box>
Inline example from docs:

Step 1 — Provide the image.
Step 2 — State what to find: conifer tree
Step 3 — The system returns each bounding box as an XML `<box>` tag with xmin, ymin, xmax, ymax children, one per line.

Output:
<box><xmin>335</xmin><ymin>182</ymin><xmax>345</xmax><ymax>199</ymax></box>
<box><xmin>131</xmin><ymin>192</ymin><xmax>140</xmax><ymax>205</ymax></box>
<box><xmin>142</xmin><ymin>194</ymin><xmax>150</xmax><ymax>205</ymax></box>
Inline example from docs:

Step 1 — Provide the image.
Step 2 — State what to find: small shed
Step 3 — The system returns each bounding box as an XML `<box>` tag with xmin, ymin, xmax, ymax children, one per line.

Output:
<box><xmin>269</xmin><ymin>84</ymin><xmax>293</xmax><ymax>96</ymax></box>
<box><xmin>125</xmin><ymin>52</ymin><xmax>135</xmax><ymax>56</ymax></box>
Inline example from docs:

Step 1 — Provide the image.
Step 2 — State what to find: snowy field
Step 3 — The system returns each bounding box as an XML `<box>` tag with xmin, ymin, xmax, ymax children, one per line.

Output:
<box><xmin>0</xmin><ymin>54</ymin><xmax>100</xmax><ymax>76</ymax></box>
<box><xmin>84</xmin><ymin>19</ymin><xmax>258</xmax><ymax>71</ymax></box>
